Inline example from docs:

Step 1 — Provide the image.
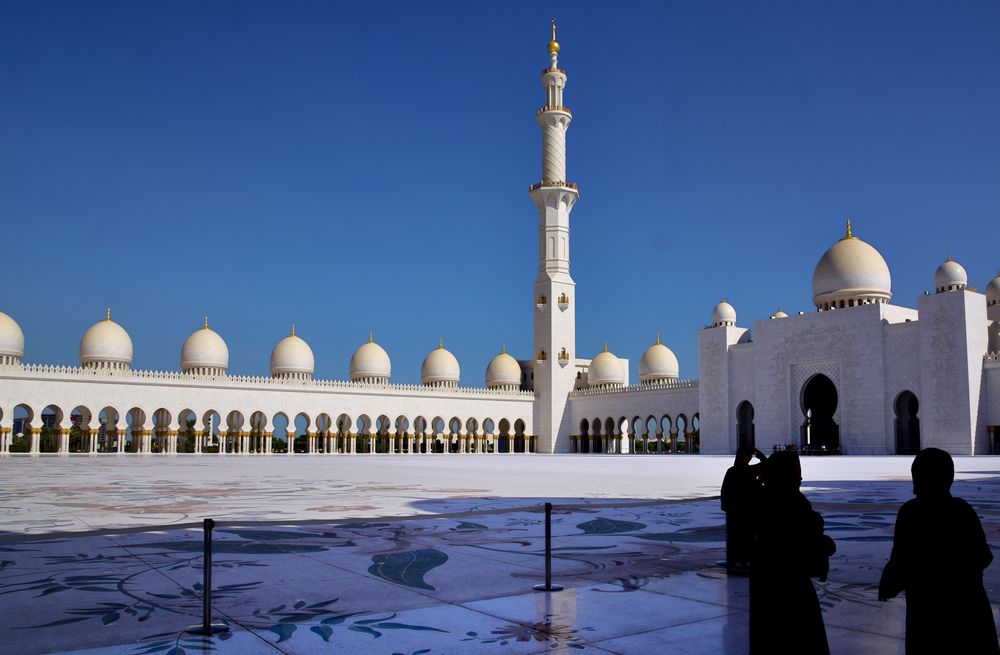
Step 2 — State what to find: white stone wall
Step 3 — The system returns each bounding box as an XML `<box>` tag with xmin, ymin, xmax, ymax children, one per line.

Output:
<box><xmin>916</xmin><ymin>289</ymin><xmax>989</xmax><ymax>454</ymax></box>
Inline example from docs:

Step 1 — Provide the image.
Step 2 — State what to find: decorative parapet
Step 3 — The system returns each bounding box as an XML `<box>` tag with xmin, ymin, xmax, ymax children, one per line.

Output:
<box><xmin>528</xmin><ymin>180</ymin><xmax>578</xmax><ymax>192</ymax></box>
<box><xmin>1</xmin><ymin>363</ymin><xmax>535</xmax><ymax>398</ymax></box>
<box><xmin>985</xmin><ymin>351</ymin><xmax>1000</xmax><ymax>363</ymax></box>
<box><xmin>568</xmin><ymin>379</ymin><xmax>699</xmax><ymax>398</ymax></box>
<box><xmin>536</xmin><ymin>105</ymin><xmax>571</xmax><ymax>116</ymax></box>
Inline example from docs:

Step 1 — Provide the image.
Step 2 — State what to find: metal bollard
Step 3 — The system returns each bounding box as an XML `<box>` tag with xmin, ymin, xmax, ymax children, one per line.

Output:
<box><xmin>533</xmin><ymin>502</ymin><xmax>564</xmax><ymax>592</ymax></box>
<box><xmin>186</xmin><ymin>518</ymin><xmax>230</xmax><ymax>635</ymax></box>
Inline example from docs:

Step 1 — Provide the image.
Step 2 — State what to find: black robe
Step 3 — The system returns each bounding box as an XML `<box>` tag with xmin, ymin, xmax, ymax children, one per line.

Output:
<box><xmin>721</xmin><ymin>463</ymin><xmax>761</xmax><ymax>567</ymax></box>
<box><xmin>880</xmin><ymin>494</ymin><xmax>999</xmax><ymax>655</ymax></box>
<box><xmin>750</xmin><ymin>489</ymin><xmax>832</xmax><ymax>655</ymax></box>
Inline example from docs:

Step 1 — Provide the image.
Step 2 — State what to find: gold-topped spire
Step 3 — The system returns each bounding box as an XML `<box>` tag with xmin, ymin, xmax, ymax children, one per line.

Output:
<box><xmin>439</xmin><ymin>338</ymin><xmax>444</xmax><ymax>350</ymax></box>
<box><xmin>290</xmin><ymin>323</ymin><xmax>296</xmax><ymax>337</ymax></box>
<box><xmin>105</xmin><ymin>307</ymin><xmax>111</xmax><ymax>321</ymax></box>
<box><xmin>603</xmin><ymin>342</ymin><xmax>609</xmax><ymax>353</ymax></box>
<box><xmin>547</xmin><ymin>17</ymin><xmax>560</xmax><ymax>54</ymax></box>
<box><xmin>946</xmin><ymin>254</ymin><xmax>952</xmax><ymax>262</ymax></box>
<box><xmin>369</xmin><ymin>331</ymin><xmax>373</xmax><ymax>343</ymax></box>
<box><xmin>843</xmin><ymin>218</ymin><xmax>856</xmax><ymax>240</ymax></box>
<box><xmin>655</xmin><ymin>334</ymin><xmax>661</xmax><ymax>345</ymax></box>
<box><xmin>203</xmin><ymin>316</ymin><xmax>209</xmax><ymax>329</ymax></box>
<box><xmin>501</xmin><ymin>343</ymin><xmax>507</xmax><ymax>354</ymax></box>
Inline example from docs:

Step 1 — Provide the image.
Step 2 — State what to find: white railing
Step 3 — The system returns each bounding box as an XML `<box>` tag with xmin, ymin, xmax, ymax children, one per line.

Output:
<box><xmin>568</xmin><ymin>379</ymin><xmax>699</xmax><ymax>398</ymax></box>
<box><xmin>0</xmin><ymin>363</ymin><xmax>535</xmax><ymax>398</ymax></box>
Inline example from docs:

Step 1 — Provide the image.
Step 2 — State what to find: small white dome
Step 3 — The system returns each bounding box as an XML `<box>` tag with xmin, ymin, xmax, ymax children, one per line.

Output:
<box><xmin>80</xmin><ymin>310</ymin><xmax>133</xmax><ymax>368</ymax></box>
<box><xmin>813</xmin><ymin>220</ymin><xmax>892</xmax><ymax>309</ymax></box>
<box><xmin>986</xmin><ymin>272</ymin><xmax>1000</xmax><ymax>307</ymax></box>
<box><xmin>350</xmin><ymin>335</ymin><xmax>391</xmax><ymax>382</ymax></box>
<box><xmin>422</xmin><ymin>340</ymin><xmax>460</xmax><ymax>386</ymax></box>
<box><xmin>711</xmin><ymin>300</ymin><xmax>736</xmax><ymax>327</ymax></box>
<box><xmin>0</xmin><ymin>311</ymin><xmax>25</xmax><ymax>360</ymax></box>
<box><xmin>485</xmin><ymin>346</ymin><xmax>521</xmax><ymax>388</ymax></box>
<box><xmin>270</xmin><ymin>326</ymin><xmax>314</xmax><ymax>378</ymax></box>
<box><xmin>588</xmin><ymin>345</ymin><xmax>625</xmax><ymax>387</ymax></box>
<box><xmin>639</xmin><ymin>337</ymin><xmax>679</xmax><ymax>383</ymax></box>
<box><xmin>934</xmin><ymin>257</ymin><xmax>967</xmax><ymax>293</ymax></box>
<box><xmin>772</xmin><ymin>307</ymin><xmax>788</xmax><ymax>319</ymax></box>
<box><xmin>181</xmin><ymin>318</ymin><xmax>229</xmax><ymax>373</ymax></box>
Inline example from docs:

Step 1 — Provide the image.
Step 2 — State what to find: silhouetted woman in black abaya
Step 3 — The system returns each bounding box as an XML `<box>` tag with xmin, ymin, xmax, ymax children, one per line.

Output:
<box><xmin>879</xmin><ymin>448</ymin><xmax>999</xmax><ymax>655</ymax></box>
<box><xmin>749</xmin><ymin>451</ymin><xmax>835</xmax><ymax>655</ymax></box>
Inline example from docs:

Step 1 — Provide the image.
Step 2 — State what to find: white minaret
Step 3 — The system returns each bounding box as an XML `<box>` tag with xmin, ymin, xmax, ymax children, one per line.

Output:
<box><xmin>531</xmin><ymin>19</ymin><xmax>578</xmax><ymax>453</ymax></box>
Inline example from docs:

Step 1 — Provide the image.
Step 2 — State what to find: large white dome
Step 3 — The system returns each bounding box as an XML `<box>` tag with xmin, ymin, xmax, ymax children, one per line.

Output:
<box><xmin>588</xmin><ymin>345</ymin><xmax>625</xmax><ymax>387</ymax></box>
<box><xmin>270</xmin><ymin>326</ymin><xmax>314</xmax><ymax>378</ymax></box>
<box><xmin>813</xmin><ymin>221</ymin><xmax>891</xmax><ymax>310</ymax></box>
<box><xmin>350</xmin><ymin>335</ymin><xmax>391</xmax><ymax>382</ymax></box>
<box><xmin>986</xmin><ymin>272</ymin><xmax>1000</xmax><ymax>307</ymax></box>
<box><xmin>638</xmin><ymin>337</ymin><xmax>679</xmax><ymax>383</ymax></box>
<box><xmin>80</xmin><ymin>310</ymin><xmax>133</xmax><ymax>369</ymax></box>
<box><xmin>485</xmin><ymin>346</ymin><xmax>521</xmax><ymax>389</ymax></box>
<box><xmin>934</xmin><ymin>257</ymin><xmax>967</xmax><ymax>293</ymax></box>
<box><xmin>0</xmin><ymin>311</ymin><xmax>25</xmax><ymax>361</ymax></box>
<box><xmin>180</xmin><ymin>318</ymin><xmax>229</xmax><ymax>373</ymax></box>
<box><xmin>422</xmin><ymin>340</ymin><xmax>460</xmax><ymax>386</ymax></box>
<box><xmin>711</xmin><ymin>300</ymin><xmax>736</xmax><ymax>327</ymax></box>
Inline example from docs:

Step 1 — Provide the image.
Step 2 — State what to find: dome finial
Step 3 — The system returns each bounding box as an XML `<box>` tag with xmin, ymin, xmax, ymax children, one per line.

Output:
<box><xmin>501</xmin><ymin>343</ymin><xmax>506</xmax><ymax>354</ymax></box>
<box><xmin>547</xmin><ymin>18</ymin><xmax>560</xmax><ymax>55</ymax></box>
<box><xmin>105</xmin><ymin>307</ymin><xmax>111</xmax><ymax>321</ymax></box>
<box><xmin>655</xmin><ymin>334</ymin><xmax>661</xmax><ymax>345</ymax></box>
<box><xmin>369</xmin><ymin>331</ymin><xmax>373</xmax><ymax>343</ymax></box>
<box><xmin>844</xmin><ymin>218</ymin><xmax>856</xmax><ymax>240</ymax></box>
<box><xmin>290</xmin><ymin>323</ymin><xmax>295</xmax><ymax>337</ymax></box>
<box><xmin>603</xmin><ymin>342</ymin><xmax>609</xmax><ymax>353</ymax></box>
<box><xmin>946</xmin><ymin>253</ymin><xmax>952</xmax><ymax>262</ymax></box>
<box><xmin>203</xmin><ymin>315</ymin><xmax>209</xmax><ymax>329</ymax></box>
<box><xmin>439</xmin><ymin>338</ymin><xmax>444</xmax><ymax>350</ymax></box>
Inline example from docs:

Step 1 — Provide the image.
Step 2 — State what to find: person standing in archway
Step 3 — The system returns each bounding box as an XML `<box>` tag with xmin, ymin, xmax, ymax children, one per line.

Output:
<box><xmin>749</xmin><ymin>451</ymin><xmax>835</xmax><ymax>654</ymax></box>
<box><xmin>721</xmin><ymin>447</ymin><xmax>764</xmax><ymax>575</ymax></box>
<box><xmin>878</xmin><ymin>448</ymin><xmax>999</xmax><ymax>654</ymax></box>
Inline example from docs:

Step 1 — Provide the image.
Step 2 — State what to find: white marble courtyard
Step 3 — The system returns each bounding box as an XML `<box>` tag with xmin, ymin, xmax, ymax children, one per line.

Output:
<box><xmin>1</xmin><ymin>455</ymin><xmax>998</xmax><ymax>654</ymax></box>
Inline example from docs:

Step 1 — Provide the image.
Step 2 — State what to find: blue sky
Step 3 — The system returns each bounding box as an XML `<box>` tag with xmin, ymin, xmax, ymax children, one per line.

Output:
<box><xmin>2</xmin><ymin>1</ymin><xmax>998</xmax><ymax>384</ymax></box>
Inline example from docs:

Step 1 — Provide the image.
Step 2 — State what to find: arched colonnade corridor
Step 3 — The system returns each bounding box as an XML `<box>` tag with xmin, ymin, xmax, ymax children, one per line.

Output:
<box><xmin>572</xmin><ymin>413</ymin><xmax>700</xmax><ymax>454</ymax></box>
<box><xmin>0</xmin><ymin>403</ymin><xmax>534</xmax><ymax>455</ymax></box>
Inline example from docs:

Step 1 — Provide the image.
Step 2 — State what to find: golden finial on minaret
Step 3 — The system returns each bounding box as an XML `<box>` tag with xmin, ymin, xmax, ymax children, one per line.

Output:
<box><xmin>548</xmin><ymin>18</ymin><xmax>560</xmax><ymax>54</ymax></box>
<box><xmin>291</xmin><ymin>323</ymin><xmax>296</xmax><ymax>337</ymax></box>
<box><xmin>105</xmin><ymin>307</ymin><xmax>111</xmax><ymax>321</ymax></box>
<box><xmin>844</xmin><ymin>218</ymin><xmax>855</xmax><ymax>240</ymax></box>
<box><xmin>203</xmin><ymin>316</ymin><xmax>209</xmax><ymax>329</ymax></box>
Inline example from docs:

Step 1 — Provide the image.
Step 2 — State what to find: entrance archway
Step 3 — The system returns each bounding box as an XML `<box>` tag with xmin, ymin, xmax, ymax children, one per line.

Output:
<box><xmin>736</xmin><ymin>401</ymin><xmax>755</xmax><ymax>451</ymax></box>
<box><xmin>801</xmin><ymin>374</ymin><xmax>839</xmax><ymax>452</ymax></box>
<box><xmin>894</xmin><ymin>391</ymin><xmax>920</xmax><ymax>455</ymax></box>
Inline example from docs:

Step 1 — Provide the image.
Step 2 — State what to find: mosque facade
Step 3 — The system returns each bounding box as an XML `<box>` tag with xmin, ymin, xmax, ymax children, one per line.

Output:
<box><xmin>1</xmin><ymin>25</ymin><xmax>999</xmax><ymax>458</ymax></box>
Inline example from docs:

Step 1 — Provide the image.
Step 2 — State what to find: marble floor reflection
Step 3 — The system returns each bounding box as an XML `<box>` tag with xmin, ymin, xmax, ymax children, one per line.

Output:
<box><xmin>1</xmin><ymin>456</ymin><xmax>997</xmax><ymax>654</ymax></box>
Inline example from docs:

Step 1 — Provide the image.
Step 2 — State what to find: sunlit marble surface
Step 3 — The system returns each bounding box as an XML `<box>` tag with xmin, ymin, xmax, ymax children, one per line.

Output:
<box><xmin>1</xmin><ymin>455</ymin><xmax>998</xmax><ymax>654</ymax></box>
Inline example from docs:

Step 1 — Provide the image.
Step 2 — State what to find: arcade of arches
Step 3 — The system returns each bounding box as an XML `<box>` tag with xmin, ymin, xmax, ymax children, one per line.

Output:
<box><xmin>1</xmin><ymin>404</ymin><xmax>536</xmax><ymax>455</ymax></box>
<box><xmin>573</xmin><ymin>414</ymin><xmax>700</xmax><ymax>454</ymax></box>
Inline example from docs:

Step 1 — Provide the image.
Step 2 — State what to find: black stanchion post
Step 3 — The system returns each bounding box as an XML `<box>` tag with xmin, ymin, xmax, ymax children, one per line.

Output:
<box><xmin>186</xmin><ymin>518</ymin><xmax>230</xmax><ymax>635</ymax></box>
<box><xmin>533</xmin><ymin>502</ymin><xmax>563</xmax><ymax>592</ymax></box>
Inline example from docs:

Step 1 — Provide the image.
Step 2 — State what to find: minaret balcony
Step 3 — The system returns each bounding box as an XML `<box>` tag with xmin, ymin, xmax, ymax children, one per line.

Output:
<box><xmin>536</xmin><ymin>105</ymin><xmax>571</xmax><ymax>116</ymax></box>
<box><xmin>541</xmin><ymin>66</ymin><xmax>567</xmax><ymax>75</ymax></box>
<box><xmin>528</xmin><ymin>180</ymin><xmax>578</xmax><ymax>192</ymax></box>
